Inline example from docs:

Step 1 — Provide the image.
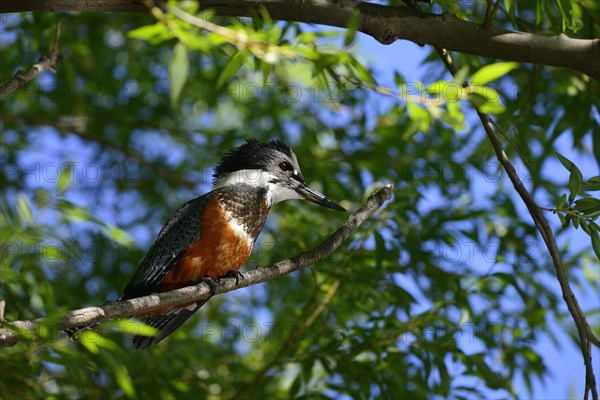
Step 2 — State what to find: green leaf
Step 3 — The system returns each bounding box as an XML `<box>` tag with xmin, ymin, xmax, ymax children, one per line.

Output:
<box><xmin>504</xmin><ymin>0</ymin><xmax>517</xmax><ymax>27</ymax></box>
<box><xmin>128</xmin><ymin>23</ymin><xmax>172</xmax><ymax>44</ymax></box>
<box><xmin>169</xmin><ymin>42</ymin><xmax>190</xmax><ymax>107</ymax></box>
<box><xmin>56</xmin><ymin>200</ymin><xmax>99</xmax><ymax>223</ymax></box>
<box><xmin>114</xmin><ymin>319</ymin><xmax>158</xmax><ymax>338</ymax></box>
<box><xmin>103</xmin><ymin>225</ymin><xmax>134</xmax><ymax>246</ymax></box>
<box><xmin>445</xmin><ymin>101</ymin><xmax>465</xmax><ymax>130</ymax></box>
<box><xmin>556</xmin><ymin>152</ymin><xmax>583</xmax><ymax>202</ymax></box>
<box><xmin>471</xmin><ymin>62</ymin><xmax>519</xmax><ymax>86</ymax></box>
<box><xmin>555</xmin><ymin>152</ymin><xmax>574</xmax><ymax>171</ymax></box>
<box><xmin>470</xmin><ymin>87</ymin><xmax>506</xmax><ymax>114</ymax></box>
<box><xmin>591</xmin><ymin>231</ymin><xmax>600</xmax><ymax>261</ymax></box>
<box><xmin>536</xmin><ymin>0</ymin><xmax>543</xmax><ymax>25</ymax></box>
<box><xmin>568</xmin><ymin>167</ymin><xmax>583</xmax><ymax>201</ymax></box>
<box><xmin>344</xmin><ymin>9</ymin><xmax>360</xmax><ymax>47</ymax></box>
<box><xmin>80</xmin><ymin>336</ymin><xmax>100</xmax><ymax>354</ymax></box>
<box><xmin>581</xmin><ymin>220</ymin><xmax>593</xmax><ymax>236</ymax></box>
<box><xmin>426</xmin><ymin>80</ymin><xmax>451</xmax><ymax>95</ymax></box>
<box><xmin>260</xmin><ymin>59</ymin><xmax>271</xmax><ymax>85</ymax></box>
<box><xmin>34</xmin><ymin>188</ymin><xmax>51</xmax><ymax>209</ymax></box>
<box><xmin>555</xmin><ymin>0</ymin><xmax>568</xmax><ymax>32</ymax></box>
<box><xmin>16</xmin><ymin>193</ymin><xmax>32</xmax><ymax>223</ymax></box>
<box><xmin>216</xmin><ymin>50</ymin><xmax>248</xmax><ymax>88</ymax></box>
<box><xmin>353</xmin><ymin>351</ymin><xmax>377</xmax><ymax>363</ymax></box>
<box><xmin>557</xmin><ymin>193</ymin><xmax>567</xmax><ymax>208</ymax></box>
<box><xmin>57</xmin><ymin>163</ymin><xmax>73</xmax><ymax>192</ymax></box>
<box><xmin>453</xmin><ymin>66</ymin><xmax>470</xmax><ymax>87</ymax></box>
<box><xmin>350</xmin><ymin>57</ymin><xmax>374</xmax><ymax>84</ymax></box>
<box><xmin>407</xmin><ymin>102</ymin><xmax>431</xmax><ymax>132</ymax></box>
<box><xmin>582</xmin><ymin>176</ymin><xmax>600</xmax><ymax>192</ymax></box>
<box><xmin>105</xmin><ymin>354</ymin><xmax>136</xmax><ymax>398</ymax></box>
<box><xmin>558</xmin><ymin>212</ymin><xmax>568</xmax><ymax>227</ymax></box>
<box><xmin>573</xmin><ymin>198</ymin><xmax>600</xmax><ymax>214</ymax></box>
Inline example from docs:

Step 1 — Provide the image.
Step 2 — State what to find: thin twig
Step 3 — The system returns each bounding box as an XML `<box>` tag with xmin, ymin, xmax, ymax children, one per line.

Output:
<box><xmin>0</xmin><ymin>185</ymin><xmax>393</xmax><ymax>347</ymax></box>
<box><xmin>434</xmin><ymin>45</ymin><xmax>598</xmax><ymax>400</ymax></box>
<box><xmin>484</xmin><ymin>0</ymin><xmax>502</xmax><ymax>28</ymax></box>
<box><xmin>0</xmin><ymin>21</ymin><xmax>62</xmax><ymax>101</ymax></box>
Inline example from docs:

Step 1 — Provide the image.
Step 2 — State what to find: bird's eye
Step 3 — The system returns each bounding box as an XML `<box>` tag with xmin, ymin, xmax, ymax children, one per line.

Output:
<box><xmin>279</xmin><ymin>161</ymin><xmax>291</xmax><ymax>172</ymax></box>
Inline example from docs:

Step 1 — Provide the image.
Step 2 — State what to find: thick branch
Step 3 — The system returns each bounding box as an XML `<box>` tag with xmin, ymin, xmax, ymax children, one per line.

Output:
<box><xmin>0</xmin><ymin>22</ymin><xmax>61</xmax><ymax>101</ymax></box>
<box><xmin>1</xmin><ymin>1</ymin><xmax>599</xmax><ymax>81</ymax></box>
<box><xmin>0</xmin><ymin>184</ymin><xmax>393</xmax><ymax>347</ymax></box>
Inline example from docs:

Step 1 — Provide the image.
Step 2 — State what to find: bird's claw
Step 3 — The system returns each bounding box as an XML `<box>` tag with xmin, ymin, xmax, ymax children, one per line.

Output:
<box><xmin>223</xmin><ymin>270</ymin><xmax>244</xmax><ymax>286</ymax></box>
<box><xmin>197</xmin><ymin>276</ymin><xmax>218</xmax><ymax>296</ymax></box>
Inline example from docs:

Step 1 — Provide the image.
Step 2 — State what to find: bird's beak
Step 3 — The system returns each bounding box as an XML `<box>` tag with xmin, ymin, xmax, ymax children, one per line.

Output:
<box><xmin>295</xmin><ymin>183</ymin><xmax>346</xmax><ymax>211</ymax></box>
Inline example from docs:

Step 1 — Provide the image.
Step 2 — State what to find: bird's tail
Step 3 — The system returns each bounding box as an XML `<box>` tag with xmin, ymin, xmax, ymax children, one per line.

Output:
<box><xmin>132</xmin><ymin>299</ymin><xmax>208</xmax><ymax>349</ymax></box>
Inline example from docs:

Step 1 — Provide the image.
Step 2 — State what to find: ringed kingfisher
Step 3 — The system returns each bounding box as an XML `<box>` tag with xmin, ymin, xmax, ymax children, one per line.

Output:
<box><xmin>121</xmin><ymin>139</ymin><xmax>345</xmax><ymax>349</ymax></box>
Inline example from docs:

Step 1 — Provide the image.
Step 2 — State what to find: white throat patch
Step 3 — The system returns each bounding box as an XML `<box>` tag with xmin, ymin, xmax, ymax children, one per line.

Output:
<box><xmin>213</xmin><ymin>169</ymin><xmax>303</xmax><ymax>206</ymax></box>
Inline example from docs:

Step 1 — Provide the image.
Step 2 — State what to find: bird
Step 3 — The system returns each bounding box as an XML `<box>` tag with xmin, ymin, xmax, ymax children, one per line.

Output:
<box><xmin>121</xmin><ymin>139</ymin><xmax>346</xmax><ymax>349</ymax></box>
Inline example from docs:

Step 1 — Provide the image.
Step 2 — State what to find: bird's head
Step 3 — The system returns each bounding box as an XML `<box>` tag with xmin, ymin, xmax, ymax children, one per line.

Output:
<box><xmin>213</xmin><ymin>139</ymin><xmax>345</xmax><ymax>211</ymax></box>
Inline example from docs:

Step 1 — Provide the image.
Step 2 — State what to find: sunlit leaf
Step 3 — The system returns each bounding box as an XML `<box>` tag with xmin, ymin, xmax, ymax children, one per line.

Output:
<box><xmin>16</xmin><ymin>193</ymin><xmax>32</xmax><ymax>223</ymax></box>
<box><xmin>471</xmin><ymin>62</ymin><xmax>518</xmax><ymax>86</ymax></box>
<box><xmin>114</xmin><ymin>319</ymin><xmax>159</xmax><ymax>338</ymax></box>
<box><xmin>216</xmin><ymin>50</ymin><xmax>249</xmax><ymax>88</ymax></box>
<box><xmin>57</xmin><ymin>163</ymin><xmax>74</xmax><ymax>192</ymax></box>
<box><xmin>128</xmin><ymin>23</ymin><xmax>173</xmax><ymax>44</ymax></box>
<box><xmin>169</xmin><ymin>42</ymin><xmax>190</xmax><ymax>107</ymax></box>
<box><xmin>104</xmin><ymin>225</ymin><xmax>134</xmax><ymax>246</ymax></box>
<box><xmin>344</xmin><ymin>9</ymin><xmax>360</xmax><ymax>47</ymax></box>
<box><xmin>108</xmin><ymin>355</ymin><xmax>136</xmax><ymax>398</ymax></box>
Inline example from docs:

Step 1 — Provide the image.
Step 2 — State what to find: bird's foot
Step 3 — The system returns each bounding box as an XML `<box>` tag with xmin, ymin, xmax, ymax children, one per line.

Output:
<box><xmin>223</xmin><ymin>270</ymin><xmax>244</xmax><ymax>286</ymax></box>
<box><xmin>196</xmin><ymin>276</ymin><xmax>218</xmax><ymax>296</ymax></box>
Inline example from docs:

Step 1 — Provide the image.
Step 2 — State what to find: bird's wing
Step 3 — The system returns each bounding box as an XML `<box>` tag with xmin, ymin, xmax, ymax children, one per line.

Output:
<box><xmin>122</xmin><ymin>192</ymin><xmax>216</xmax><ymax>299</ymax></box>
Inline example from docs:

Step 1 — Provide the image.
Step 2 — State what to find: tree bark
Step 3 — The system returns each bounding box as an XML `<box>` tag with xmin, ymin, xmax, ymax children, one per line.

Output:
<box><xmin>2</xmin><ymin>0</ymin><xmax>599</xmax><ymax>81</ymax></box>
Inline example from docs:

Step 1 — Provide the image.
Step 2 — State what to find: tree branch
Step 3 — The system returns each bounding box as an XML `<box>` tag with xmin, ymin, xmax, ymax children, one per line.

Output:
<box><xmin>0</xmin><ymin>184</ymin><xmax>393</xmax><ymax>347</ymax></box>
<box><xmin>0</xmin><ymin>21</ymin><xmax>61</xmax><ymax>101</ymax></box>
<box><xmin>2</xmin><ymin>1</ymin><xmax>599</xmax><ymax>81</ymax></box>
<box><xmin>434</xmin><ymin>46</ymin><xmax>599</xmax><ymax>400</ymax></box>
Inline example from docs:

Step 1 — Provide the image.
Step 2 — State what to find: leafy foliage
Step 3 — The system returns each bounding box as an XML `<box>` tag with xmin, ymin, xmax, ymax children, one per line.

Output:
<box><xmin>1</xmin><ymin>1</ymin><xmax>599</xmax><ymax>399</ymax></box>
